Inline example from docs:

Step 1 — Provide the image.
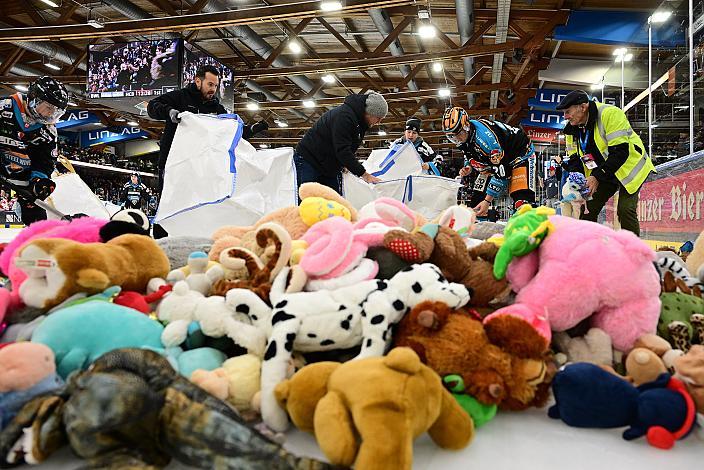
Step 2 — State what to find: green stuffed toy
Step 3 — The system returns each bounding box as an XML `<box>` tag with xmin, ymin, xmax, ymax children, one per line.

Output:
<box><xmin>493</xmin><ymin>205</ymin><xmax>555</xmax><ymax>280</ymax></box>
<box><xmin>443</xmin><ymin>374</ymin><xmax>497</xmax><ymax>428</ymax></box>
<box><xmin>658</xmin><ymin>272</ymin><xmax>704</xmax><ymax>352</ymax></box>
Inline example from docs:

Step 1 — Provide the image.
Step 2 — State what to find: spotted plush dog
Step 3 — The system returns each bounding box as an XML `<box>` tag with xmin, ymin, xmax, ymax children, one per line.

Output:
<box><xmin>225</xmin><ymin>263</ymin><xmax>471</xmax><ymax>431</ymax></box>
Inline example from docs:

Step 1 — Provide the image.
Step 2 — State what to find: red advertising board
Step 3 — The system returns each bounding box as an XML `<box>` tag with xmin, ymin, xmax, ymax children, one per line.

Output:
<box><xmin>524</xmin><ymin>126</ymin><xmax>558</xmax><ymax>143</ymax></box>
<box><xmin>606</xmin><ymin>165</ymin><xmax>704</xmax><ymax>241</ymax></box>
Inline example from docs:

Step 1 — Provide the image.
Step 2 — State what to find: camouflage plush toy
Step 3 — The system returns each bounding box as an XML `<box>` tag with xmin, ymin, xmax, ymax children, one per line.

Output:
<box><xmin>658</xmin><ymin>272</ymin><xmax>704</xmax><ymax>352</ymax></box>
<box><xmin>493</xmin><ymin>206</ymin><xmax>555</xmax><ymax>280</ymax></box>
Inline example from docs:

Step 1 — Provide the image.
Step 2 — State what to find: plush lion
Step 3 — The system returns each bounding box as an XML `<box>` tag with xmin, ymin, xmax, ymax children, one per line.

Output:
<box><xmin>15</xmin><ymin>234</ymin><xmax>169</xmax><ymax>310</ymax></box>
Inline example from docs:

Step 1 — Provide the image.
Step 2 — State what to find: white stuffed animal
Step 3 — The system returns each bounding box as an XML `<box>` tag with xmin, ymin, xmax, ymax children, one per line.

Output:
<box><xmin>560</xmin><ymin>172</ymin><xmax>590</xmax><ymax>218</ymax></box>
<box><xmin>166</xmin><ymin>251</ymin><xmax>224</xmax><ymax>295</ymax></box>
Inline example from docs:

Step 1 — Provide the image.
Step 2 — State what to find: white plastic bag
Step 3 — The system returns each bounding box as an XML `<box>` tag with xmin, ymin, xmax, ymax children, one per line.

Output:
<box><xmin>46</xmin><ymin>157</ymin><xmax>110</xmax><ymax>220</ymax></box>
<box><xmin>155</xmin><ymin>113</ymin><xmax>296</xmax><ymax>237</ymax></box>
<box><xmin>342</xmin><ymin>144</ymin><xmax>460</xmax><ymax>220</ymax></box>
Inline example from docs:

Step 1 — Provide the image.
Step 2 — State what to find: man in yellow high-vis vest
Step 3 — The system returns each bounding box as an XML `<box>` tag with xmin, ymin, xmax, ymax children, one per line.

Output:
<box><xmin>556</xmin><ymin>90</ymin><xmax>655</xmax><ymax>235</ymax></box>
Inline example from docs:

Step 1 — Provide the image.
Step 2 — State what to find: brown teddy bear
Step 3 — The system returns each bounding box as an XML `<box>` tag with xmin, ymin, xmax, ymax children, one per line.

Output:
<box><xmin>274</xmin><ymin>347</ymin><xmax>474</xmax><ymax>470</ymax></box>
<box><xmin>209</xmin><ymin>182</ymin><xmax>358</xmax><ymax>262</ymax></box>
<box><xmin>384</xmin><ymin>225</ymin><xmax>510</xmax><ymax>309</ymax></box>
<box><xmin>393</xmin><ymin>301</ymin><xmax>553</xmax><ymax>410</ymax></box>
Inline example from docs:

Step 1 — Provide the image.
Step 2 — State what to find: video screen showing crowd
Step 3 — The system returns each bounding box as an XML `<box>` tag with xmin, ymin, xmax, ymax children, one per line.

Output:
<box><xmin>87</xmin><ymin>39</ymin><xmax>180</xmax><ymax>98</ymax></box>
<box><xmin>182</xmin><ymin>43</ymin><xmax>235</xmax><ymax>111</ymax></box>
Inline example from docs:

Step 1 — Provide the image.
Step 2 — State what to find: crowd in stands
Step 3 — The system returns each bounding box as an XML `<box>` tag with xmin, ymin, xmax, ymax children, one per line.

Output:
<box><xmin>87</xmin><ymin>39</ymin><xmax>179</xmax><ymax>94</ymax></box>
<box><xmin>58</xmin><ymin>143</ymin><xmax>157</xmax><ymax>172</ymax></box>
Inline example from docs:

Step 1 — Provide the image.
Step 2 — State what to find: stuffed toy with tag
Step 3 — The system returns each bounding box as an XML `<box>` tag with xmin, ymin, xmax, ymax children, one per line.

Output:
<box><xmin>208</xmin><ymin>183</ymin><xmax>358</xmax><ymax>262</ymax></box>
<box><xmin>393</xmin><ymin>301</ymin><xmax>553</xmax><ymax>410</ymax></box>
<box><xmin>549</xmin><ymin>363</ymin><xmax>696</xmax><ymax>449</ymax></box>
<box><xmin>274</xmin><ymin>347</ymin><xmax>474</xmax><ymax>470</ymax></box>
<box><xmin>15</xmin><ymin>234</ymin><xmax>169</xmax><ymax>310</ymax></box>
<box><xmin>484</xmin><ymin>214</ymin><xmax>661</xmax><ymax>355</ymax></box>
<box><xmin>0</xmin><ymin>343</ymin><xmax>64</xmax><ymax>429</ymax></box>
<box><xmin>673</xmin><ymin>344</ymin><xmax>704</xmax><ymax>413</ymax></box>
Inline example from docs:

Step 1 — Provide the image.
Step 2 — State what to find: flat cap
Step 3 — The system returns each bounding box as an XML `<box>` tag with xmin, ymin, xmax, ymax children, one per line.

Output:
<box><xmin>555</xmin><ymin>90</ymin><xmax>591</xmax><ymax>110</ymax></box>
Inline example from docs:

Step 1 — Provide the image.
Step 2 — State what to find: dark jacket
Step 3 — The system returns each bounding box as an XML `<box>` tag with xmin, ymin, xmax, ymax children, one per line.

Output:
<box><xmin>0</xmin><ymin>93</ymin><xmax>57</xmax><ymax>180</ymax></box>
<box><xmin>562</xmin><ymin>100</ymin><xmax>626</xmax><ymax>183</ymax></box>
<box><xmin>296</xmin><ymin>94</ymin><xmax>369</xmax><ymax>177</ymax></box>
<box><xmin>147</xmin><ymin>83</ymin><xmax>227</xmax><ymax>170</ymax></box>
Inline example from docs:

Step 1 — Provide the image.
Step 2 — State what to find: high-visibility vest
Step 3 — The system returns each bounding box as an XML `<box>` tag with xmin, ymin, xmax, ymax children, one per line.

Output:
<box><xmin>565</xmin><ymin>102</ymin><xmax>655</xmax><ymax>194</ymax></box>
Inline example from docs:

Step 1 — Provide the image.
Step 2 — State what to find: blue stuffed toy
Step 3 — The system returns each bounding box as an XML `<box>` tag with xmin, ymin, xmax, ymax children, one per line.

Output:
<box><xmin>549</xmin><ymin>363</ymin><xmax>697</xmax><ymax>449</ymax></box>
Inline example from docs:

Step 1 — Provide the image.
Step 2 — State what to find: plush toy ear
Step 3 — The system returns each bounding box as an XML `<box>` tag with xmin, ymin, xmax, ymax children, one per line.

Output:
<box><xmin>76</xmin><ymin>268</ymin><xmax>111</xmax><ymax>290</ymax></box>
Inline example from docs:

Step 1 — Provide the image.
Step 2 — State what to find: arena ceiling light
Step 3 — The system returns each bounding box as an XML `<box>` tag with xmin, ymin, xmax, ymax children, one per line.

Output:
<box><xmin>377</xmin><ymin>129</ymin><xmax>387</xmax><ymax>136</ymax></box>
<box><xmin>14</xmin><ymin>84</ymin><xmax>28</xmax><ymax>92</ymax></box>
<box><xmin>115</xmin><ymin>117</ymin><xmax>126</xmax><ymax>122</ymax></box>
<box><xmin>259</xmin><ymin>143</ymin><xmax>269</xmax><ymax>148</ymax></box>
<box><xmin>320</xmin><ymin>1</ymin><xmax>343</xmax><ymax>11</ymax></box>
<box><xmin>87</xmin><ymin>18</ymin><xmax>105</xmax><ymax>29</ymax></box>
<box><xmin>302</xmin><ymin>99</ymin><xmax>316</xmax><ymax>108</ymax></box>
<box><xmin>650</xmin><ymin>11</ymin><xmax>672</xmax><ymax>23</ymax></box>
<box><xmin>288</xmin><ymin>39</ymin><xmax>302</xmax><ymax>54</ymax></box>
<box><xmin>40</xmin><ymin>0</ymin><xmax>59</xmax><ymax>7</ymax></box>
<box><xmin>67</xmin><ymin>101</ymin><xmax>77</xmax><ymax>107</ymax></box>
<box><xmin>246</xmin><ymin>102</ymin><xmax>260</xmax><ymax>111</ymax></box>
<box><xmin>127</xmin><ymin>121</ymin><xmax>138</xmax><ymax>126</ymax></box>
<box><xmin>418</xmin><ymin>23</ymin><xmax>436</xmax><ymax>39</ymax></box>
<box><xmin>44</xmin><ymin>62</ymin><xmax>60</xmax><ymax>71</ymax></box>
<box><xmin>321</xmin><ymin>73</ymin><xmax>336</xmax><ymax>83</ymax></box>
<box><xmin>432</xmin><ymin>62</ymin><xmax>443</xmax><ymax>72</ymax></box>
<box><xmin>274</xmin><ymin>119</ymin><xmax>289</xmax><ymax>128</ymax></box>
<box><xmin>437</xmin><ymin>87</ymin><xmax>451</xmax><ymax>97</ymax></box>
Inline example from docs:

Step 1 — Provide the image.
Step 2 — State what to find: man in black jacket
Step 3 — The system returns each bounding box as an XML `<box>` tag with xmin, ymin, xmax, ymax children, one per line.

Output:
<box><xmin>295</xmin><ymin>92</ymin><xmax>386</xmax><ymax>196</ymax></box>
<box><xmin>147</xmin><ymin>65</ymin><xmax>267</xmax><ymax>194</ymax></box>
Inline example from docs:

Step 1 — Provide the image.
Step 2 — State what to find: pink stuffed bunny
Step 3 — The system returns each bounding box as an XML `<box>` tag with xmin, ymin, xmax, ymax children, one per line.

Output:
<box><xmin>484</xmin><ymin>216</ymin><xmax>661</xmax><ymax>353</ymax></box>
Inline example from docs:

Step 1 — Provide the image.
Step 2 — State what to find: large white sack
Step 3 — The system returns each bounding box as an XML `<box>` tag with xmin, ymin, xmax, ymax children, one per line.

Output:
<box><xmin>155</xmin><ymin>113</ymin><xmax>296</xmax><ymax>237</ymax></box>
<box><xmin>342</xmin><ymin>143</ymin><xmax>460</xmax><ymax>220</ymax></box>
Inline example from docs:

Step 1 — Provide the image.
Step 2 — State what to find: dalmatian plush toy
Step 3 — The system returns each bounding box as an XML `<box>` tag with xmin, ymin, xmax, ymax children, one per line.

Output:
<box><xmin>225</xmin><ymin>262</ymin><xmax>471</xmax><ymax>431</ymax></box>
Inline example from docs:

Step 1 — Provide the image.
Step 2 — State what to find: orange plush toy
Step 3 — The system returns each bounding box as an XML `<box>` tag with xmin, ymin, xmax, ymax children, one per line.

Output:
<box><xmin>393</xmin><ymin>301</ymin><xmax>553</xmax><ymax>410</ymax></box>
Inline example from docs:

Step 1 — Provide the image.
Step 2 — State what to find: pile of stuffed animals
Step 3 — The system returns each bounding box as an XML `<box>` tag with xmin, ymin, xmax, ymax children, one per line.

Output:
<box><xmin>1</xmin><ymin>183</ymin><xmax>703</xmax><ymax>470</ymax></box>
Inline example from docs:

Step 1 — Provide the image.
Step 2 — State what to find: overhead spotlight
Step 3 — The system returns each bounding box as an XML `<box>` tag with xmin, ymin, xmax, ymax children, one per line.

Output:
<box><xmin>67</xmin><ymin>101</ymin><xmax>78</xmax><ymax>107</ymax></box>
<box><xmin>87</xmin><ymin>18</ymin><xmax>105</xmax><ymax>29</ymax></box>
<box><xmin>288</xmin><ymin>39</ymin><xmax>302</xmax><ymax>54</ymax></box>
<box><xmin>93</xmin><ymin>122</ymin><xmax>103</xmax><ymax>126</ymax></box>
<box><xmin>40</xmin><ymin>0</ymin><xmax>59</xmax><ymax>7</ymax></box>
<box><xmin>14</xmin><ymin>84</ymin><xmax>28</xmax><ymax>92</ymax></box>
<box><xmin>259</xmin><ymin>143</ymin><xmax>270</xmax><ymax>149</ymax></box>
<box><xmin>438</xmin><ymin>88</ymin><xmax>451</xmax><ymax>97</ymax></box>
<box><xmin>378</xmin><ymin>130</ymin><xmax>387</xmax><ymax>136</ymax></box>
<box><xmin>246</xmin><ymin>102</ymin><xmax>260</xmax><ymax>111</ymax></box>
<box><xmin>650</xmin><ymin>10</ymin><xmax>672</xmax><ymax>23</ymax></box>
<box><xmin>321</xmin><ymin>73</ymin><xmax>336</xmax><ymax>83</ymax></box>
<box><xmin>432</xmin><ymin>62</ymin><xmax>443</xmax><ymax>72</ymax></box>
<box><xmin>274</xmin><ymin>119</ymin><xmax>289</xmax><ymax>128</ymax></box>
<box><xmin>320</xmin><ymin>1</ymin><xmax>343</xmax><ymax>11</ymax></box>
<box><xmin>418</xmin><ymin>23</ymin><xmax>436</xmax><ymax>39</ymax></box>
<box><xmin>612</xmin><ymin>47</ymin><xmax>627</xmax><ymax>57</ymax></box>
<box><xmin>127</xmin><ymin>121</ymin><xmax>139</xmax><ymax>126</ymax></box>
<box><xmin>114</xmin><ymin>117</ymin><xmax>126</xmax><ymax>122</ymax></box>
<box><xmin>45</xmin><ymin>62</ymin><xmax>61</xmax><ymax>71</ymax></box>
<box><xmin>615</xmin><ymin>53</ymin><xmax>633</xmax><ymax>63</ymax></box>
<box><xmin>302</xmin><ymin>99</ymin><xmax>316</xmax><ymax>108</ymax></box>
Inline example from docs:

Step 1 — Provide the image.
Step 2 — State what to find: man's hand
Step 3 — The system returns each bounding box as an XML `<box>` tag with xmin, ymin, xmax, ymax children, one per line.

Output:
<box><xmin>169</xmin><ymin>109</ymin><xmax>180</xmax><ymax>124</ymax></box>
<box><xmin>362</xmin><ymin>172</ymin><xmax>382</xmax><ymax>184</ymax></box>
<box><xmin>421</xmin><ymin>162</ymin><xmax>430</xmax><ymax>170</ymax></box>
<box><xmin>459</xmin><ymin>166</ymin><xmax>471</xmax><ymax>177</ymax></box>
<box><xmin>473</xmin><ymin>200</ymin><xmax>491</xmax><ymax>216</ymax></box>
<box><xmin>586</xmin><ymin>175</ymin><xmax>599</xmax><ymax>196</ymax></box>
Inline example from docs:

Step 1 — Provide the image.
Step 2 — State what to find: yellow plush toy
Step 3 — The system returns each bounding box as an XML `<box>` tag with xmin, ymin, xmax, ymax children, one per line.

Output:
<box><xmin>190</xmin><ymin>354</ymin><xmax>262</xmax><ymax>412</ymax></box>
<box><xmin>274</xmin><ymin>347</ymin><xmax>474</xmax><ymax>470</ymax></box>
<box><xmin>16</xmin><ymin>234</ymin><xmax>170</xmax><ymax>309</ymax></box>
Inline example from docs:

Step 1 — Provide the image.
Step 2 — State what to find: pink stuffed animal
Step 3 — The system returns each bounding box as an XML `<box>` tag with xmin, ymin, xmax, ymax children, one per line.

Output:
<box><xmin>484</xmin><ymin>216</ymin><xmax>661</xmax><ymax>353</ymax></box>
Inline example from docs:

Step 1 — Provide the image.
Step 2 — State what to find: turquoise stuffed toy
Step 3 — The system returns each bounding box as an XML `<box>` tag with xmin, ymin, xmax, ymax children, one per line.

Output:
<box><xmin>32</xmin><ymin>300</ymin><xmax>166</xmax><ymax>379</ymax></box>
